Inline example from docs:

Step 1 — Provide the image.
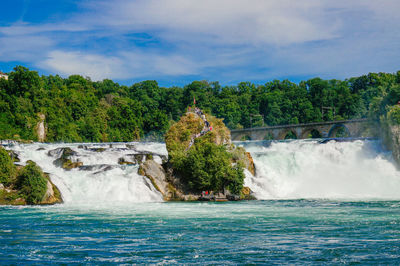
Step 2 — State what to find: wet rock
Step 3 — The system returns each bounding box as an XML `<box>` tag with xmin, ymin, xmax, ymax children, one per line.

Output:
<box><xmin>126</xmin><ymin>144</ymin><xmax>136</xmax><ymax>150</ymax></box>
<box><xmin>78</xmin><ymin>145</ymin><xmax>88</xmax><ymax>150</ymax></box>
<box><xmin>139</xmin><ymin>159</ymin><xmax>170</xmax><ymax>199</ymax></box>
<box><xmin>49</xmin><ymin>147</ymin><xmax>81</xmax><ymax>169</ymax></box>
<box><xmin>118</xmin><ymin>157</ymin><xmax>136</xmax><ymax>165</ymax></box>
<box><xmin>7</xmin><ymin>150</ymin><xmax>20</xmax><ymax>162</ymax></box>
<box><xmin>36</xmin><ymin>147</ymin><xmax>46</xmax><ymax>151</ymax></box>
<box><xmin>78</xmin><ymin>164</ymin><xmax>112</xmax><ymax>171</ymax></box>
<box><xmin>61</xmin><ymin>160</ymin><xmax>83</xmax><ymax>170</ymax></box>
<box><xmin>132</xmin><ymin>152</ymin><xmax>167</xmax><ymax>164</ymax></box>
<box><xmin>245</xmin><ymin>152</ymin><xmax>255</xmax><ymax>176</ymax></box>
<box><xmin>93</xmin><ymin>165</ymin><xmax>116</xmax><ymax>175</ymax></box>
<box><xmin>383</xmin><ymin>124</ymin><xmax>400</xmax><ymax>167</ymax></box>
<box><xmin>48</xmin><ymin>147</ymin><xmax>76</xmax><ymax>158</ymax></box>
<box><xmin>41</xmin><ymin>180</ymin><xmax>63</xmax><ymax>204</ymax></box>
<box><xmin>89</xmin><ymin>147</ymin><xmax>106</xmax><ymax>152</ymax></box>
<box><xmin>134</xmin><ymin>154</ymin><xmax>145</xmax><ymax>164</ymax></box>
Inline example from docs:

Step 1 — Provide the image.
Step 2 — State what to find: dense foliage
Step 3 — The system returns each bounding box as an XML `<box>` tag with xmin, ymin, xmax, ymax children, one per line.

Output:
<box><xmin>0</xmin><ymin>149</ymin><xmax>50</xmax><ymax>205</ymax></box>
<box><xmin>15</xmin><ymin>161</ymin><xmax>48</xmax><ymax>204</ymax></box>
<box><xmin>165</xmin><ymin>112</ymin><xmax>244</xmax><ymax>194</ymax></box>
<box><xmin>177</xmin><ymin>139</ymin><xmax>245</xmax><ymax>194</ymax></box>
<box><xmin>0</xmin><ymin>147</ymin><xmax>15</xmax><ymax>185</ymax></box>
<box><xmin>0</xmin><ymin>66</ymin><xmax>400</xmax><ymax>142</ymax></box>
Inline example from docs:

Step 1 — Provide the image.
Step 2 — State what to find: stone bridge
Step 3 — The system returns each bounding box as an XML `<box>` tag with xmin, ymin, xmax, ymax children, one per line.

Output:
<box><xmin>230</xmin><ymin>119</ymin><xmax>372</xmax><ymax>141</ymax></box>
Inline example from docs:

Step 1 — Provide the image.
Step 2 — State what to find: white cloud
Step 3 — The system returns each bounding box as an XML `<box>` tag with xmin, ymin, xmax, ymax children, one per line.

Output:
<box><xmin>1</xmin><ymin>0</ymin><xmax>400</xmax><ymax>83</ymax></box>
<box><xmin>87</xmin><ymin>0</ymin><xmax>340</xmax><ymax>46</ymax></box>
<box><xmin>40</xmin><ymin>50</ymin><xmax>201</xmax><ymax>81</ymax></box>
<box><xmin>40</xmin><ymin>51</ymin><xmax>126</xmax><ymax>81</ymax></box>
<box><xmin>0</xmin><ymin>35</ymin><xmax>53</xmax><ymax>61</ymax></box>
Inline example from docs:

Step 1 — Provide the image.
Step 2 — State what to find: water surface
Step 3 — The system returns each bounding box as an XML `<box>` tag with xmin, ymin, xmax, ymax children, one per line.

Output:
<box><xmin>1</xmin><ymin>200</ymin><xmax>400</xmax><ymax>264</ymax></box>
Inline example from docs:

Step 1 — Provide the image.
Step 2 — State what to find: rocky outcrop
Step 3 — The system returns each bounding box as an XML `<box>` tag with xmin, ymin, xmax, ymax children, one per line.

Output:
<box><xmin>138</xmin><ymin>156</ymin><xmax>201</xmax><ymax>201</ymax></box>
<box><xmin>0</xmin><ymin>149</ymin><xmax>63</xmax><ymax>205</ymax></box>
<box><xmin>161</xmin><ymin>109</ymin><xmax>257</xmax><ymax>200</ymax></box>
<box><xmin>49</xmin><ymin>147</ymin><xmax>82</xmax><ymax>170</ymax></box>
<box><xmin>139</xmin><ymin>160</ymin><xmax>169</xmax><ymax>198</ymax></box>
<box><xmin>36</xmin><ymin>113</ymin><xmax>46</xmax><ymax>142</ymax></box>
<box><xmin>382</xmin><ymin>123</ymin><xmax>400</xmax><ymax>167</ymax></box>
<box><xmin>40</xmin><ymin>179</ymin><xmax>63</xmax><ymax>204</ymax></box>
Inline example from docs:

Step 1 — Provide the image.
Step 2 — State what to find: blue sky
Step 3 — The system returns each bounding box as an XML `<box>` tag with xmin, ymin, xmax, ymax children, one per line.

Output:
<box><xmin>0</xmin><ymin>0</ymin><xmax>399</xmax><ymax>87</ymax></box>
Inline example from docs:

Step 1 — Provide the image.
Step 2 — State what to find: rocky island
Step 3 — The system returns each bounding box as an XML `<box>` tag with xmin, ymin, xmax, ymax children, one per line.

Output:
<box><xmin>139</xmin><ymin>108</ymin><xmax>255</xmax><ymax>201</ymax></box>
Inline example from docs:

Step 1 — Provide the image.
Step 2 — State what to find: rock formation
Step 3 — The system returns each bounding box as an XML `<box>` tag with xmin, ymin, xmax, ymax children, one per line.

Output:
<box><xmin>138</xmin><ymin>108</ymin><xmax>255</xmax><ymax>201</ymax></box>
<box><xmin>36</xmin><ymin>113</ymin><xmax>47</xmax><ymax>142</ymax></box>
<box><xmin>0</xmin><ymin>147</ymin><xmax>62</xmax><ymax>205</ymax></box>
<box><xmin>382</xmin><ymin>123</ymin><xmax>400</xmax><ymax>167</ymax></box>
<box><xmin>49</xmin><ymin>147</ymin><xmax>83</xmax><ymax>169</ymax></box>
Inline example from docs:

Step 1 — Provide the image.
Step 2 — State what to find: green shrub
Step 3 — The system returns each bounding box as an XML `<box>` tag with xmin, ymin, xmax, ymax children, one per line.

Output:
<box><xmin>388</xmin><ymin>105</ymin><xmax>400</xmax><ymax>125</ymax></box>
<box><xmin>0</xmin><ymin>147</ymin><xmax>15</xmax><ymax>185</ymax></box>
<box><xmin>16</xmin><ymin>161</ymin><xmax>47</xmax><ymax>204</ymax></box>
<box><xmin>174</xmin><ymin>138</ymin><xmax>245</xmax><ymax>194</ymax></box>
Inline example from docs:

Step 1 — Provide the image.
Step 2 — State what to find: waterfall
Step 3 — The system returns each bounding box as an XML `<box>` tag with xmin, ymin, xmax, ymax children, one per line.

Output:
<box><xmin>7</xmin><ymin>139</ymin><xmax>400</xmax><ymax>203</ymax></box>
<box><xmin>11</xmin><ymin>143</ymin><xmax>166</xmax><ymax>204</ymax></box>
<box><xmin>240</xmin><ymin>139</ymin><xmax>400</xmax><ymax>200</ymax></box>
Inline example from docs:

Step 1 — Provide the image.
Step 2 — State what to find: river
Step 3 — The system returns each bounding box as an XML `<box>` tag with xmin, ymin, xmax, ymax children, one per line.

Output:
<box><xmin>1</xmin><ymin>139</ymin><xmax>400</xmax><ymax>264</ymax></box>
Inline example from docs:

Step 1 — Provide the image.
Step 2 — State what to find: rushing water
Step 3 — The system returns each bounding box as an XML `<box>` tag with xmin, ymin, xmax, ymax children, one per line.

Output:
<box><xmin>1</xmin><ymin>201</ymin><xmax>400</xmax><ymax>264</ymax></box>
<box><xmin>242</xmin><ymin>139</ymin><xmax>400</xmax><ymax>200</ymax></box>
<box><xmin>1</xmin><ymin>139</ymin><xmax>400</xmax><ymax>264</ymax></box>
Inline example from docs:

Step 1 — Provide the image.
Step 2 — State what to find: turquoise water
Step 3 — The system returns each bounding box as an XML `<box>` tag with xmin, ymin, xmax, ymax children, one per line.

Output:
<box><xmin>1</xmin><ymin>200</ymin><xmax>400</xmax><ymax>264</ymax></box>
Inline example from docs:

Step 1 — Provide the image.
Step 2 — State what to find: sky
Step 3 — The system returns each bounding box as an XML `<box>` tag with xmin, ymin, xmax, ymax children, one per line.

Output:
<box><xmin>0</xmin><ymin>0</ymin><xmax>399</xmax><ymax>87</ymax></box>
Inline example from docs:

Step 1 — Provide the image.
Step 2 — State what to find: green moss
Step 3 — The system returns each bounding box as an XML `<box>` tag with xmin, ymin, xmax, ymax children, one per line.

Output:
<box><xmin>15</xmin><ymin>161</ymin><xmax>48</xmax><ymax>205</ymax></box>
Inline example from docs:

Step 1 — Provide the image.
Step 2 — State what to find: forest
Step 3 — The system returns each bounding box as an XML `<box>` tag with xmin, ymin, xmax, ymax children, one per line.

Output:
<box><xmin>0</xmin><ymin>66</ymin><xmax>399</xmax><ymax>142</ymax></box>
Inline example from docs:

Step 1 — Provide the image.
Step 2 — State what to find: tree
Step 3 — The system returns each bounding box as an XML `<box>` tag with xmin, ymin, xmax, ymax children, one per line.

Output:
<box><xmin>16</xmin><ymin>161</ymin><xmax>48</xmax><ymax>204</ymax></box>
<box><xmin>0</xmin><ymin>147</ymin><xmax>15</xmax><ymax>185</ymax></box>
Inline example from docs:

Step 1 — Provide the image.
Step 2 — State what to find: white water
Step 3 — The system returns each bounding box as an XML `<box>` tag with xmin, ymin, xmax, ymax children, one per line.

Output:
<box><xmin>241</xmin><ymin>139</ymin><xmax>400</xmax><ymax>200</ymax></box>
<box><xmin>11</xmin><ymin>142</ymin><xmax>167</xmax><ymax>204</ymax></box>
<box><xmin>7</xmin><ymin>139</ymin><xmax>400</xmax><ymax>203</ymax></box>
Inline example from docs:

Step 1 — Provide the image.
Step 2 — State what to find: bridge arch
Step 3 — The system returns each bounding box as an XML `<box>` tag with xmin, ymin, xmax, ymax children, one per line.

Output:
<box><xmin>279</xmin><ymin>129</ymin><xmax>298</xmax><ymax>140</ymax></box>
<box><xmin>301</xmin><ymin>128</ymin><xmax>322</xmax><ymax>139</ymax></box>
<box><xmin>240</xmin><ymin>134</ymin><xmax>252</xmax><ymax>141</ymax></box>
<box><xmin>328</xmin><ymin>124</ymin><xmax>351</xmax><ymax>138</ymax></box>
<box><xmin>264</xmin><ymin>132</ymin><xmax>274</xmax><ymax>140</ymax></box>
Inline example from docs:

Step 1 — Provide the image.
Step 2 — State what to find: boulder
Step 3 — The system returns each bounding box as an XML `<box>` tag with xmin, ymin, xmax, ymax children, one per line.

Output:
<box><xmin>48</xmin><ymin>147</ymin><xmax>76</xmax><ymax>158</ymax></box>
<box><xmin>49</xmin><ymin>147</ymin><xmax>82</xmax><ymax>169</ymax></box>
<box><xmin>118</xmin><ymin>157</ymin><xmax>136</xmax><ymax>165</ymax></box>
<box><xmin>93</xmin><ymin>165</ymin><xmax>116</xmax><ymax>175</ymax></box>
<box><xmin>40</xmin><ymin>180</ymin><xmax>63</xmax><ymax>204</ymax></box>
<box><xmin>61</xmin><ymin>160</ymin><xmax>83</xmax><ymax>170</ymax></box>
<box><xmin>139</xmin><ymin>160</ymin><xmax>169</xmax><ymax>198</ymax></box>
<box><xmin>89</xmin><ymin>147</ymin><xmax>106</xmax><ymax>152</ymax></box>
<box><xmin>7</xmin><ymin>150</ymin><xmax>20</xmax><ymax>162</ymax></box>
<box><xmin>79</xmin><ymin>164</ymin><xmax>109</xmax><ymax>171</ymax></box>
